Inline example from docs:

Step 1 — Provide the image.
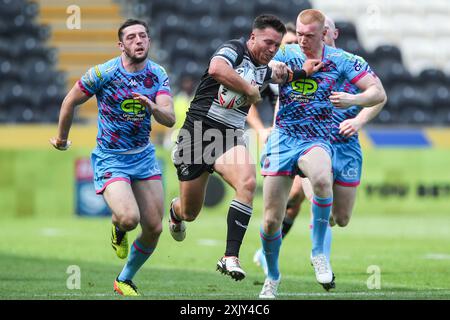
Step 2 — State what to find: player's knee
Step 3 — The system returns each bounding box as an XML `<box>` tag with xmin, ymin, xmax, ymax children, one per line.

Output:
<box><xmin>334</xmin><ymin>215</ymin><xmax>350</xmax><ymax>227</ymax></box>
<box><xmin>179</xmin><ymin>209</ymin><xmax>199</xmax><ymax>222</ymax></box>
<box><xmin>263</xmin><ymin>215</ymin><xmax>282</xmax><ymax>233</ymax></box>
<box><xmin>119</xmin><ymin>215</ymin><xmax>140</xmax><ymax>231</ymax></box>
<box><xmin>312</xmin><ymin>175</ymin><xmax>333</xmax><ymax>196</ymax></box>
<box><xmin>143</xmin><ymin>222</ymin><xmax>163</xmax><ymax>236</ymax></box>
<box><xmin>236</xmin><ymin>176</ymin><xmax>256</xmax><ymax>201</ymax></box>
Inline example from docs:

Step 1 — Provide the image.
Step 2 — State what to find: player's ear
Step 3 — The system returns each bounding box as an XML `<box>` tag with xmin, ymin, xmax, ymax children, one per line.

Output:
<box><xmin>334</xmin><ymin>29</ymin><xmax>339</xmax><ymax>40</ymax></box>
<box><xmin>118</xmin><ymin>41</ymin><xmax>124</xmax><ymax>51</ymax></box>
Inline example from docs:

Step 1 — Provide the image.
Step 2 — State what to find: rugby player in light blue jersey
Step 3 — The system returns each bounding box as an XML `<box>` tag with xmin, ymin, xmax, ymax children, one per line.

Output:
<box><xmin>50</xmin><ymin>19</ymin><xmax>175</xmax><ymax>296</ymax></box>
<box><xmin>258</xmin><ymin>9</ymin><xmax>386</xmax><ymax>299</ymax></box>
<box><xmin>253</xmin><ymin>16</ymin><xmax>386</xmax><ymax>295</ymax></box>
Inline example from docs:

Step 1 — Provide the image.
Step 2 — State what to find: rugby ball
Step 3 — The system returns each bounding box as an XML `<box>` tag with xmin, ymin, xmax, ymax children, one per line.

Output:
<box><xmin>217</xmin><ymin>66</ymin><xmax>256</xmax><ymax>109</ymax></box>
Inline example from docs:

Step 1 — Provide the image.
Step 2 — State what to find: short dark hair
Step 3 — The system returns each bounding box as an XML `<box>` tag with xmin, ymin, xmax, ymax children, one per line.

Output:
<box><xmin>118</xmin><ymin>19</ymin><xmax>149</xmax><ymax>41</ymax></box>
<box><xmin>252</xmin><ymin>14</ymin><xmax>286</xmax><ymax>36</ymax></box>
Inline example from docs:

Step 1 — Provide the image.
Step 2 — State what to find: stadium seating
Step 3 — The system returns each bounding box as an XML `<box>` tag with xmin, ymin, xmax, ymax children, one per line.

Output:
<box><xmin>1</xmin><ymin>0</ymin><xmax>448</xmax><ymax>126</ymax></box>
<box><xmin>0</xmin><ymin>0</ymin><xmax>65</xmax><ymax>123</ymax></box>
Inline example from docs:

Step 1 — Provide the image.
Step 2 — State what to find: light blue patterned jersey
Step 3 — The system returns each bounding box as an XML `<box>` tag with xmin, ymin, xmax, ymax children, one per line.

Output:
<box><xmin>273</xmin><ymin>44</ymin><xmax>369</xmax><ymax>141</ymax></box>
<box><xmin>78</xmin><ymin>56</ymin><xmax>171</xmax><ymax>152</ymax></box>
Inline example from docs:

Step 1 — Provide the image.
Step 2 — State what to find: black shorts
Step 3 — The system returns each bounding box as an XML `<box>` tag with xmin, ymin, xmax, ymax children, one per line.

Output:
<box><xmin>172</xmin><ymin>120</ymin><xmax>246</xmax><ymax>181</ymax></box>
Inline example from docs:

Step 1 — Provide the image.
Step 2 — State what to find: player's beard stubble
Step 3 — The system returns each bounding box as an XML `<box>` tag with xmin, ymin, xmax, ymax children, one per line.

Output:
<box><xmin>124</xmin><ymin>45</ymin><xmax>148</xmax><ymax>64</ymax></box>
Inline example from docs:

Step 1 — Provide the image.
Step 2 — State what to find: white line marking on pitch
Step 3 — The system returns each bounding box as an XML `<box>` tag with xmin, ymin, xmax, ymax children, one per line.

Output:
<box><xmin>197</xmin><ymin>239</ymin><xmax>221</xmax><ymax>246</ymax></box>
<box><xmin>423</xmin><ymin>253</ymin><xmax>450</xmax><ymax>260</ymax></box>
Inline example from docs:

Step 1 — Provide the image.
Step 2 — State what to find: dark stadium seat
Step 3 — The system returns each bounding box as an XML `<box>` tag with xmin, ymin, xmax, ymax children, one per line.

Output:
<box><xmin>335</xmin><ymin>36</ymin><xmax>368</xmax><ymax>57</ymax></box>
<box><xmin>373</xmin><ymin>109</ymin><xmax>397</xmax><ymax>125</ymax></box>
<box><xmin>399</xmin><ymin>106</ymin><xmax>433</xmax><ymax>125</ymax></box>
<box><xmin>419</xmin><ymin>68</ymin><xmax>448</xmax><ymax>85</ymax></box>
<box><xmin>430</xmin><ymin>85</ymin><xmax>450</xmax><ymax>112</ymax></box>
<box><xmin>373</xmin><ymin>45</ymin><xmax>403</xmax><ymax>63</ymax></box>
<box><xmin>180</xmin><ymin>0</ymin><xmax>215</xmax><ymax>18</ymax></box>
<box><xmin>286</xmin><ymin>0</ymin><xmax>312</xmax><ymax>14</ymax></box>
<box><xmin>388</xmin><ymin>83</ymin><xmax>433</xmax><ymax>125</ymax></box>
<box><xmin>22</xmin><ymin>1</ymin><xmax>39</xmax><ymax>20</ymax></box>
<box><xmin>0</xmin><ymin>0</ymin><xmax>24</xmax><ymax>16</ymax></box>
<box><xmin>218</xmin><ymin>0</ymin><xmax>254</xmax><ymax>19</ymax></box>
<box><xmin>158</xmin><ymin>15</ymin><xmax>188</xmax><ymax>48</ymax></box>
<box><xmin>185</xmin><ymin>15</ymin><xmax>226</xmax><ymax>41</ymax></box>
<box><xmin>335</xmin><ymin>21</ymin><xmax>358</xmax><ymax>40</ymax></box>
<box><xmin>149</xmin><ymin>0</ymin><xmax>180</xmax><ymax>13</ymax></box>
<box><xmin>0</xmin><ymin>59</ymin><xmax>21</xmax><ymax>82</ymax></box>
<box><xmin>253</xmin><ymin>0</ymin><xmax>287</xmax><ymax>18</ymax></box>
<box><xmin>372</xmin><ymin>61</ymin><xmax>413</xmax><ymax>89</ymax></box>
<box><xmin>169</xmin><ymin>37</ymin><xmax>197</xmax><ymax>66</ymax></box>
<box><xmin>435</xmin><ymin>109</ymin><xmax>450</xmax><ymax>125</ymax></box>
<box><xmin>228</xmin><ymin>16</ymin><xmax>253</xmax><ymax>39</ymax></box>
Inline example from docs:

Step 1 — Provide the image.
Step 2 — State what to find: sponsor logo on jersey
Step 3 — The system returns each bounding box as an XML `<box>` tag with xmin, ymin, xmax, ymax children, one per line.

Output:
<box><xmin>83</xmin><ymin>69</ymin><xmax>95</xmax><ymax>87</ymax></box>
<box><xmin>179</xmin><ymin>164</ymin><xmax>190</xmax><ymax>176</ymax></box>
<box><xmin>94</xmin><ymin>65</ymin><xmax>103</xmax><ymax>81</ymax></box>
<box><xmin>120</xmin><ymin>99</ymin><xmax>146</xmax><ymax>121</ymax></box>
<box><xmin>341</xmin><ymin>167</ymin><xmax>359</xmax><ymax>179</ymax></box>
<box><xmin>353</xmin><ymin>59</ymin><xmax>363</xmax><ymax>72</ymax></box>
<box><xmin>129</xmin><ymin>79</ymin><xmax>138</xmax><ymax>86</ymax></box>
<box><xmin>216</xmin><ymin>47</ymin><xmax>238</xmax><ymax>63</ymax></box>
<box><xmin>291</xmin><ymin>78</ymin><xmax>318</xmax><ymax>95</ymax></box>
<box><xmin>143</xmin><ymin>76</ymin><xmax>153</xmax><ymax>88</ymax></box>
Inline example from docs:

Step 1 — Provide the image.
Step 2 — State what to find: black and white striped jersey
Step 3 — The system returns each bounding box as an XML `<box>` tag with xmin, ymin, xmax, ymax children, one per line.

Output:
<box><xmin>184</xmin><ymin>38</ymin><xmax>272</xmax><ymax>130</ymax></box>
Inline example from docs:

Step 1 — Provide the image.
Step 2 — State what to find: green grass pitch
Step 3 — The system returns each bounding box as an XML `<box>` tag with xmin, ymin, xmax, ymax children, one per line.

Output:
<box><xmin>1</xmin><ymin>211</ymin><xmax>449</xmax><ymax>300</ymax></box>
<box><xmin>0</xmin><ymin>147</ymin><xmax>449</xmax><ymax>300</ymax></box>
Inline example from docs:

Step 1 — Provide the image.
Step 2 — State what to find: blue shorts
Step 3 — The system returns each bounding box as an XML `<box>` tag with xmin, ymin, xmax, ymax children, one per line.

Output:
<box><xmin>332</xmin><ymin>141</ymin><xmax>362</xmax><ymax>187</ymax></box>
<box><xmin>260</xmin><ymin>129</ymin><xmax>333</xmax><ymax>177</ymax></box>
<box><xmin>91</xmin><ymin>144</ymin><xmax>161</xmax><ymax>194</ymax></box>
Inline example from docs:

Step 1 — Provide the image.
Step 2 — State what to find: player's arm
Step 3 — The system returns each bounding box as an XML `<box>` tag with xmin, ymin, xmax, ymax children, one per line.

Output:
<box><xmin>49</xmin><ymin>83</ymin><xmax>91</xmax><ymax>150</ymax></box>
<box><xmin>132</xmin><ymin>92</ymin><xmax>175</xmax><ymax>128</ymax></box>
<box><xmin>339</xmin><ymin>100</ymin><xmax>386</xmax><ymax>137</ymax></box>
<box><xmin>339</xmin><ymin>77</ymin><xmax>387</xmax><ymax>137</ymax></box>
<box><xmin>269</xmin><ymin>59</ymin><xmax>323</xmax><ymax>84</ymax></box>
<box><xmin>209</xmin><ymin>57</ymin><xmax>261</xmax><ymax>105</ymax></box>
<box><xmin>330</xmin><ymin>73</ymin><xmax>386</xmax><ymax>108</ymax></box>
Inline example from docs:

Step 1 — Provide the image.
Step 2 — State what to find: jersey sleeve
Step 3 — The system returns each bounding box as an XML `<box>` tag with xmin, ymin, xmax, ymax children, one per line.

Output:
<box><xmin>78</xmin><ymin>60</ymin><xmax>114</xmax><ymax>96</ymax></box>
<box><xmin>155</xmin><ymin>65</ymin><xmax>172</xmax><ymax>98</ymax></box>
<box><xmin>340</xmin><ymin>51</ymin><xmax>371</xmax><ymax>85</ymax></box>
<box><xmin>211</xmin><ymin>40</ymin><xmax>245</xmax><ymax>68</ymax></box>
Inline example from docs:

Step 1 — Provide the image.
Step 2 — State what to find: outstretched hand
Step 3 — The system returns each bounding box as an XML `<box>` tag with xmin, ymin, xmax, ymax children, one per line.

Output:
<box><xmin>49</xmin><ymin>137</ymin><xmax>71</xmax><ymax>151</ymax></box>
<box><xmin>132</xmin><ymin>92</ymin><xmax>154</xmax><ymax>111</ymax></box>
<box><xmin>246</xmin><ymin>86</ymin><xmax>262</xmax><ymax>106</ymax></box>
<box><xmin>270</xmin><ymin>61</ymin><xmax>293</xmax><ymax>84</ymax></box>
<box><xmin>302</xmin><ymin>59</ymin><xmax>324</xmax><ymax>77</ymax></box>
<box><xmin>339</xmin><ymin>118</ymin><xmax>363</xmax><ymax>138</ymax></box>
